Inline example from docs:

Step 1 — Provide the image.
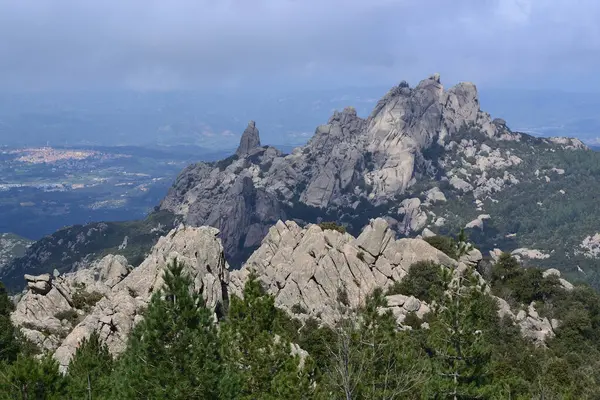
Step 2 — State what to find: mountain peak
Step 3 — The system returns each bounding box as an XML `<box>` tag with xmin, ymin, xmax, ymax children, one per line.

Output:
<box><xmin>236</xmin><ymin>120</ymin><xmax>261</xmax><ymax>156</ymax></box>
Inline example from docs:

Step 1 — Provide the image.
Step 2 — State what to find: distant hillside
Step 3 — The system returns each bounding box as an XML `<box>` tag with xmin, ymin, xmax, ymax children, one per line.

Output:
<box><xmin>0</xmin><ymin>211</ymin><xmax>177</xmax><ymax>291</ymax></box>
<box><xmin>0</xmin><ymin>233</ymin><xmax>32</xmax><ymax>272</ymax></box>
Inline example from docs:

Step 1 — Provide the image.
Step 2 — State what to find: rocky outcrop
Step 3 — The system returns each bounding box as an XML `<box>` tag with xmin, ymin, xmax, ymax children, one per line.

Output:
<box><xmin>542</xmin><ymin>268</ymin><xmax>574</xmax><ymax>291</ymax></box>
<box><xmin>229</xmin><ymin>218</ymin><xmax>457</xmax><ymax>326</ymax></box>
<box><xmin>576</xmin><ymin>233</ymin><xmax>600</xmax><ymax>259</ymax></box>
<box><xmin>12</xmin><ymin>217</ymin><xmax>575</xmax><ymax>371</ymax></box>
<box><xmin>465</xmin><ymin>214</ymin><xmax>491</xmax><ymax>230</ymax></box>
<box><xmin>24</xmin><ymin>273</ymin><xmax>52</xmax><ymax>295</ymax></box>
<box><xmin>511</xmin><ymin>248</ymin><xmax>550</xmax><ymax>261</ymax></box>
<box><xmin>380</xmin><ymin>294</ymin><xmax>431</xmax><ymax>326</ymax></box>
<box><xmin>397</xmin><ymin>198</ymin><xmax>428</xmax><ymax>235</ymax></box>
<box><xmin>495</xmin><ymin>297</ymin><xmax>556</xmax><ymax>345</ymax></box>
<box><xmin>12</xmin><ymin>225</ymin><xmax>229</xmax><ymax>371</ymax></box>
<box><xmin>546</xmin><ymin>137</ymin><xmax>588</xmax><ymax>150</ymax></box>
<box><xmin>236</xmin><ymin>120</ymin><xmax>261</xmax><ymax>157</ymax></box>
<box><xmin>160</xmin><ymin>145</ymin><xmax>286</xmax><ymax>263</ymax></box>
<box><xmin>159</xmin><ymin>75</ymin><xmax>514</xmax><ymax>263</ymax></box>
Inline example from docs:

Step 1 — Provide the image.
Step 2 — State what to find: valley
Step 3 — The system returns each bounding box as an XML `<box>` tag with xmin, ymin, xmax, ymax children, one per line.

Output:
<box><xmin>0</xmin><ymin>145</ymin><xmax>226</xmax><ymax>241</ymax></box>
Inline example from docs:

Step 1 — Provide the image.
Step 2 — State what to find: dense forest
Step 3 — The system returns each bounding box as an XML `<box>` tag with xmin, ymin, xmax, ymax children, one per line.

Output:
<box><xmin>2</xmin><ymin>243</ymin><xmax>600</xmax><ymax>399</ymax></box>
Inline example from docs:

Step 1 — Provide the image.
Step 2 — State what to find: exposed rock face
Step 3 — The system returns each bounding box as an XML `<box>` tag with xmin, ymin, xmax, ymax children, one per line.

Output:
<box><xmin>511</xmin><ymin>248</ymin><xmax>550</xmax><ymax>261</ymax></box>
<box><xmin>546</xmin><ymin>137</ymin><xmax>588</xmax><ymax>150</ymax></box>
<box><xmin>12</xmin><ymin>218</ymin><xmax>573</xmax><ymax>371</ymax></box>
<box><xmin>160</xmin><ymin>75</ymin><xmax>512</xmax><ymax>262</ymax></box>
<box><xmin>576</xmin><ymin>233</ymin><xmax>600</xmax><ymax>258</ymax></box>
<box><xmin>495</xmin><ymin>297</ymin><xmax>556</xmax><ymax>345</ymax></box>
<box><xmin>12</xmin><ymin>225</ymin><xmax>229</xmax><ymax>371</ymax></box>
<box><xmin>160</xmin><ymin>145</ymin><xmax>286</xmax><ymax>264</ymax></box>
<box><xmin>465</xmin><ymin>214</ymin><xmax>490</xmax><ymax>230</ymax></box>
<box><xmin>236</xmin><ymin>120</ymin><xmax>261</xmax><ymax>156</ymax></box>
<box><xmin>397</xmin><ymin>198</ymin><xmax>428</xmax><ymax>235</ymax></box>
<box><xmin>380</xmin><ymin>294</ymin><xmax>431</xmax><ymax>326</ymax></box>
<box><xmin>229</xmin><ymin>218</ymin><xmax>458</xmax><ymax>325</ymax></box>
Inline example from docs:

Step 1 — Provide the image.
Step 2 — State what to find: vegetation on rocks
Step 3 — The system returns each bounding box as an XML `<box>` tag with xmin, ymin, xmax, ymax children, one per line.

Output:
<box><xmin>2</xmin><ymin>253</ymin><xmax>600</xmax><ymax>398</ymax></box>
<box><xmin>317</xmin><ymin>221</ymin><xmax>346</xmax><ymax>234</ymax></box>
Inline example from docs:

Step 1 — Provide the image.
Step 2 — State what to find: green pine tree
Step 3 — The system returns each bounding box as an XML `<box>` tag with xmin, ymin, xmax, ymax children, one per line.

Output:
<box><xmin>0</xmin><ymin>282</ymin><xmax>19</xmax><ymax>363</ymax></box>
<box><xmin>111</xmin><ymin>258</ymin><xmax>221</xmax><ymax>399</ymax></box>
<box><xmin>427</xmin><ymin>267</ymin><xmax>493</xmax><ymax>399</ymax></box>
<box><xmin>65</xmin><ymin>331</ymin><xmax>113</xmax><ymax>399</ymax></box>
<box><xmin>0</xmin><ymin>354</ymin><xmax>66</xmax><ymax>400</ymax></box>
<box><xmin>322</xmin><ymin>288</ymin><xmax>427</xmax><ymax>399</ymax></box>
<box><xmin>219</xmin><ymin>276</ymin><xmax>314</xmax><ymax>399</ymax></box>
<box><xmin>455</xmin><ymin>229</ymin><xmax>473</xmax><ymax>258</ymax></box>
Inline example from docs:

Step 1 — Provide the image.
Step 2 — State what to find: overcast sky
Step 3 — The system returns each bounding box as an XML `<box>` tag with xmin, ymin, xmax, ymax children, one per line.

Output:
<box><xmin>0</xmin><ymin>0</ymin><xmax>599</xmax><ymax>92</ymax></box>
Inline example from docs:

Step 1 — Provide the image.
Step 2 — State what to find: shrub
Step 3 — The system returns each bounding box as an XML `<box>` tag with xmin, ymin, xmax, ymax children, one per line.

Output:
<box><xmin>387</xmin><ymin>261</ymin><xmax>445</xmax><ymax>303</ymax></box>
<box><xmin>291</xmin><ymin>303</ymin><xmax>308</xmax><ymax>314</ymax></box>
<box><xmin>424</xmin><ymin>235</ymin><xmax>458</xmax><ymax>260</ymax></box>
<box><xmin>72</xmin><ymin>290</ymin><xmax>104</xmax><ymax>311</ymax></box>
<box><xmin>318</xmin><ymin>221</ymin><xmax>346</xmax><ymax>234</ymax></box>
<box><xmin>403</xmin><ymin>312</ymin><xmax>422</xmax><ymax>329</ymax></box>
<box><xmin>337</xmin><ymin>287</ymin><xmax>350</xmax><ymax>307</ymax></box>
<box><xmin>490</xmin><ymin>253</ymin><xmax>562</xmax><ymax>305</ymax></box>
<box><xmin>357</xmin><ymin>251</ymin><xmax>365</xmax><ymax>261</ymax></box>
<box><xmin>54</xmin><ymin>309</ymin><xmax>80</xmax><ymax>325</ymax></box>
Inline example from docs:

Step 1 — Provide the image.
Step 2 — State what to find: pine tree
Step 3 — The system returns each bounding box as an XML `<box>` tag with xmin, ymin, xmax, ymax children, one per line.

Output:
<box><xmin>66</xmin><ymin>331</ymin><xmax>113</xmax><ymax>399</ymax></box>
<box><xmin>427</xmin><ymin>267</ymin><xmax>493</xmax><ymax>399</ymax></box>
<box><xmin>219</xmin><ymin>276</ymin><xmax>314</xmax><ymax>399</ymax></box>
<box><xmin>0</xmin><ymin>354</ymin><xmax>66</xmax><ymax>400</ymax></box>
<box><xmin>323</xmin><ymin>288</ymin><xmax>427</xmax><ymax>399</ymax></box>
<box><xmin>111</xmin><ymin>258</ymin><xmax>221</xmax><ymax>399</ymax></box>
<box><xmin>0</xmin><ymin>282</ymin><xmax>19</xmax><ymax>363</ymax></box>
<box><xmin>455</xmin><ymin>229</ymin><xmax>473</xmax><ymax>258</ymax></box>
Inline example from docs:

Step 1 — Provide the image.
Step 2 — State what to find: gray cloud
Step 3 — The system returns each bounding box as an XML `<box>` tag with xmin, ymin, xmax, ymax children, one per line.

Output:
<box><xmin>0</xmin><ymin>0</ymin><xmax>599</xmax><ymax>91</ymax></box>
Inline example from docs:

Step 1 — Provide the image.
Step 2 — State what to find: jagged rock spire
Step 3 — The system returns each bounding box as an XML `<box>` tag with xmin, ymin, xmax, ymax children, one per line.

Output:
<box><xmin>236</xmin><ymin>120</ymin><xmax>261</xmax><ymax>156</ymax></box>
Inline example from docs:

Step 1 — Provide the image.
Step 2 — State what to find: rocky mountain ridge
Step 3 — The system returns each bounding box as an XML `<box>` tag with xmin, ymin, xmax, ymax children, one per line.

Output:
<box><xmin>160</xmin><ymin>74</ymin><xmax>507</xmax><ymax>262</ymax></box>
<box><xmin>5</xmin><ymin>73</ymin><xmax>600</xmax><ymax>294</ymax></box>
<box><xmin>11</xmin><ymin>218</ymin><xmax>570</xmax><ymax>371</ymax></box>
<box><xmin>159</xmin><ymin>74</ymin><xmax>599</xmax><ymax>288</ymax></box>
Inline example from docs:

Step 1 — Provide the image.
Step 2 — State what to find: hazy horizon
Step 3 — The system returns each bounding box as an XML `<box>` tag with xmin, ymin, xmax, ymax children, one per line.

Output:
<box><xmin>1</xmin><ymin>1</ymin><xmax>599</xmax><ymax>93</ymax></box>
<box><xmin>2</xmin><ymin>1</ymin><xmax>600</xmax><ymax>148</ymax></box>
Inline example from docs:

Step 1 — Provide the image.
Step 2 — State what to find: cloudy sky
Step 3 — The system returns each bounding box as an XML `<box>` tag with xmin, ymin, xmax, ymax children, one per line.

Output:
<box><xmin>0</xmin><ymin>0</ymin><xmax>598</xmax><ymax>92</ymax></box>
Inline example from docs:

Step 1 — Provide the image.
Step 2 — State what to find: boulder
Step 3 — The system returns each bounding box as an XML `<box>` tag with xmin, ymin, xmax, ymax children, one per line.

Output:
<box><xmin>24</xmin><ymin>274</ymin><xmax>52</xmax><ymax>295</ymax></box>
<box><xmin>459</xmin><ymin>248</ymin><xmax>483</xmax><ymax>267</ymax></box>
